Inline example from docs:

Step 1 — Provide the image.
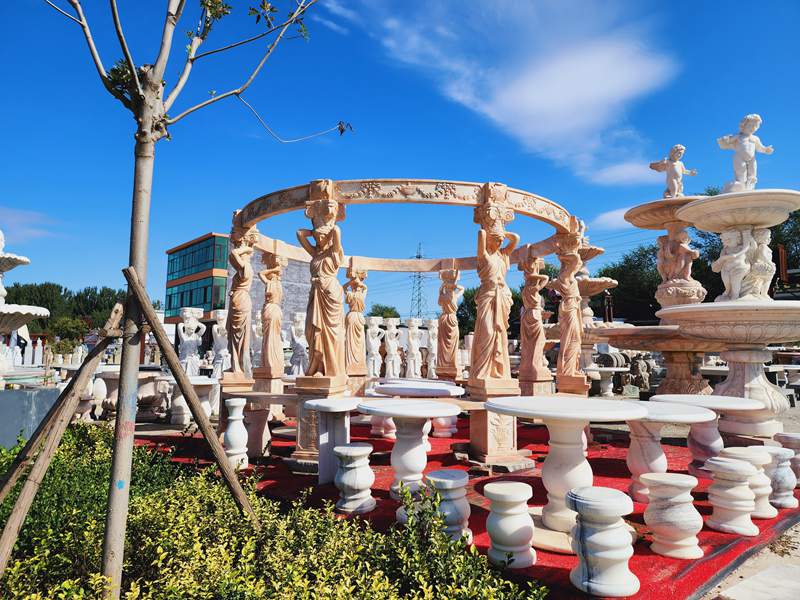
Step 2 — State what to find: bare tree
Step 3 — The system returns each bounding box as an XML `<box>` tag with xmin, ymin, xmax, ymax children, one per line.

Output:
<box><xmin>43</xmin><ymin>1</ymin><xmax>341</xmax><ymax>596</ymax></box>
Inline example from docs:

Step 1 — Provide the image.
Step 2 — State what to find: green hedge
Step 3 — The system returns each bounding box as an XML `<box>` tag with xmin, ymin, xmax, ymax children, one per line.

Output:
<box><xmin>0</xmin><ymin>425</ymin><xmax>547</xmax><ymax>599</ymax></box>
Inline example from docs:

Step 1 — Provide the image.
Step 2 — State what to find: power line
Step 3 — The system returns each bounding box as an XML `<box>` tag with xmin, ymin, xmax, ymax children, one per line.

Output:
<box><xmin>409</xmin><ymin>242</ymin><xmax>428</xmax><ymax>318</ymax></box>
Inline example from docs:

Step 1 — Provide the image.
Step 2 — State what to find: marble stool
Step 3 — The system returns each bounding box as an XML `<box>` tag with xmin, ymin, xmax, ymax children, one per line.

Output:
<box><xmin>333</xmin><ymin>443</ymin><xmax>376</xmax><ymax>514</ymax></box>
<box><xmin>705</xmin><ymin>456</ymin><xmax>758</xmax><ymax>536</ymax></box>
<box><xmin>756</xmin><ymin>446</ymin><xmax>798</xmax><ymax>509</ymax></box>
<box><xmin>640</xmin><ymin>473</ymin><xmax>703</xmax><ymax>559</ymax></box>
<box><xmin>223</xmin><ymin>397</ymin><xmax>248</xmax><ymax>469</ymax></box>
<box><xmin>426</xmin><ymin>469</ymin><xmax>472</xmax><ymax>543</ymax></box>
<box><xmin>484</xmin><ymin>481</ymin><xmax>536</xmax><ymax>569</ymax></box>
<box><xmin>306</xmin><ymin>397</ymin><xmax>359</xmax><ymax>484</ymax></box>
<box><xmin>567</xmin><ymin>486</ymin><xmax>639</xmax><ymax>598</ymax></box>
<box><xmin>774</xmin><ymin>433</ymin><xmax>800</xmax><ymax>485</ymax></box>
<box><xmin>432</xmin><ymin>416</ymin><xmax>458</xmax><ymax>438</ymax></box>
<box><xmin>720</xmin><ymin>447</ymin><xmax>777</xmax><ymax>519</ymax></box>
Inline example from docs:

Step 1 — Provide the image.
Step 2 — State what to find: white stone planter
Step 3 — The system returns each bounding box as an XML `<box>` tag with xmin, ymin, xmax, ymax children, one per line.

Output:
<box><xmin>567</xmin><ymin>486</ymin><xmax>639</xmax><ymax>598</ymax></box>
<box><xmin>705</xmin><ymin>456</ymin><xmax>758</xmax><ymax>536</ymax></box>
<box><xmin>333</xmin><ymin>443</ymin><xmax>376</xmax><ymax>514</ymax></box>
<box><xmin>484</xmin><ymin>481</ymin><xmax>535</xmax><ymax>569</ymax></box>
<box><xmin>641</xmin><ymin>473</ymin><xmax>703</xmax><ymax>559</ymax></box>
<box><xmin>720</xmin><ymin>447</ymin><xmax>777</xmax><ymax>519</ymax></box>
<box><xmin>774</xmin><ymin>432</ymin><xmax>800</xmax><ymax>486</ymax></box>
<box><xmin>756</xmin><ymin>445</ymin><xmax>798</xmax><ymax>509</ymax></box>
<box><xmin>223</xmin><ymin>397</ymin><xmax>248</xmax><ymax>469</ymax></box>
<box><xmin>426</xmin><ymin>469</ymin><xmax>472</xmax><ymax>543</ymax></box>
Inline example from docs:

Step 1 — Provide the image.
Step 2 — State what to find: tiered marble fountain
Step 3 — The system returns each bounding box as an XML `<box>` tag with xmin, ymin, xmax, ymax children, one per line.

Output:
<box><xmin>597</xmin><ymin>146</ymin><xmax>723</xmax><ymax>395</ymax></box>
<box><xmin>657</xmin><ymin>115</ymin><xmax>800</xmax><ymax>436</ymax></box>
<box><xmin>0</xmin><ymin>230</ymin><xmax>50</xmax><ymax>375</ymax></box>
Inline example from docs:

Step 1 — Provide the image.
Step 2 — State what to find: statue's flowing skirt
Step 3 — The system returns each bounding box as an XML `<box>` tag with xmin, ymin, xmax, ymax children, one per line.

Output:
<box><xmin>306</xmin><ymin>275</ymin><xmax>345</xmax><ymax>377</ymax></box>
<box><xmin>437</xmin><ymin>313</ymin><xmax>459</xmax><ymax>372</ymax></box>
<box><xmin>520</xmin><ymin>311</ymin><xmax>546</xmax><ymax>379</ymax></box>
<box><xmin>558</xmin><ymin>300</ymin><xmax>582</xmax><ymax>377</ymax></box>
<box><xmin>470</xmin><ymin>285</ymin><xmax>512</xmax><ymax>380</ymax></box>
<box><xmin>262</xmin><ymin>303</ymin><xmax>284</xmax><ymax>378</ymax></box>
<box><xmin>227</xmin><ymin>289</ymin><xmax>252</xmax><ymax>375</ymax></box>
<box><xmin>345</xmin><ymin>311</ymin><xmax>366</xmax><ymax>372</ymax></box>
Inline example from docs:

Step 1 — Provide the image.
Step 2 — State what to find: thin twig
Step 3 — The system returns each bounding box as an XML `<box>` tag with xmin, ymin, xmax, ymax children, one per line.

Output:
<box><xmin>237</xmin><ymin>95</ymin><xmax>349</xmax><ymax>143</ymax></box>
<box><xmin>109</xmin><ymin>0</ymin><xmax>142</xmax><ymax>97</ymax></box>
<box><xmin>192</xmin><ymin>14</ymin><xmax>301</xmax><ymax>62</ymax></box>
<box><xmin>44</xmin><ymin>0</ymin><xmax>81</xmax><ymax>25</ymax></box>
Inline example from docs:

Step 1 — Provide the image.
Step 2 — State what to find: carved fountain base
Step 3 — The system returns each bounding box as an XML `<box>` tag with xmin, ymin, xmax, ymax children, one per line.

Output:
<box><xmin>657</xmin><ymin>351</ymin><xmax>712</xmax><ymax>396</ymax></box>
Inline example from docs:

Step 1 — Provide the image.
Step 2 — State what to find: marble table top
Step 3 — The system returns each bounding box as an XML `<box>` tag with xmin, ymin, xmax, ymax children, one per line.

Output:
<box><xmin>373</xmin><ymin>383</ymin><xmax>465</xmax><ymax>398</ymax></box>
<box><xmin>485</xmin><ymin>396</ymin><xmax>648</xmax><ymax>422</ymax></box>
<box><xmin>305</xmin><ymin>397</ymin><xmax>360</xmax><ymax>413</ymax></box>
<box><xmin>650</xmin><ymin>393</ymin><xmax>763</xmax><ymax>412</ymax></box>
<box><xmin>584</xmin><ymin>366</ymin><xmax>630</xmax><ymax>373</ymax></box>
<box><xmin>627</xmin><ymin>400</ymin><xmax>716</xmax><ymax>424</ymax></box>
<box><xmin>356</xmin><ymin>399</ymin><xmax>460</xmax><ymax>419</ymax></box>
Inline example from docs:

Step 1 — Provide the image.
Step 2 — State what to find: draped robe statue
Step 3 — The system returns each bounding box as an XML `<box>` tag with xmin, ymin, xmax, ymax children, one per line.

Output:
<box><xmin>518</xmin><ymin>250</ymin><xmax>551</xmax><ymax>393</ymax></box>
<box><xmin>226</xmin><ymin>215</ymin><xmax>259</xmax><ymax>377</ymax></box>
<box><xmin>436</xmin><ymin>269</ymin><xmax>463</xmax><ymax>380</ymax></box>
<box><xmin>344</xmin><ymin>267</ymin><xmax>368</xmax><ymax>376</ymax></box>
<box><xmin>295</xmin><ymin>180</ymin><xmax>347</xmax><ymax>384</ymax></box>
<box><xmin>258</xmin><ymin>251</ymin><xmax>288</xmax><ymax>379</ymax></box>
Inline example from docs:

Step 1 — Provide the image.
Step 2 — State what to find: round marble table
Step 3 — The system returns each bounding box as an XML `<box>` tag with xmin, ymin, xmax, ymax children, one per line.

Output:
<box><xmin>155</xmin><ymin>375</ymin><xmax>218</xmax><ymax>425</ymax></box>
<box><xmin>356</xmin><ymin>399</ymin><xmax>460</xmax><ymax>499</ymax></box>
<box><xmin>624</xmin><ymin>401</ymin><xmax>716</xmax><ymax>502</ymax></box>
<box><xmin>650</xmin><ymin>394</ymin><xmax>763</xmax><ymax>477</ymax></box>
<box><xmin>583</xmin><ymin>367</ymin><xmax>629</xmax><ymax>397</ymax></box>
<box><xmin>372</xmin><ymin>382</ymin><xmax>465</xmax><ymax>398</ymax></box>
<box><xmin>484</xmin><ymin>396</ymin><xmax>647</xmax><ymax>553</ymax></box>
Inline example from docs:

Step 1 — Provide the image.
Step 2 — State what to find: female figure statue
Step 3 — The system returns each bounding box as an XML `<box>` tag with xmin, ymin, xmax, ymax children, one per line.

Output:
<box><xmin>178</xmin><ymin>307</ymin><xmax>206</xmax><ymax>376</ymax></box>
<box><xmin>344</xmin><ymin>268</ymin><xmax>368</xmax><ymax>376</ymax></box>
<box><xmin>384</xmin><ymin>318</ymin><xmax>402</xmax><ymax>379</ymax></box>
<box><xmin>712</xmin><ymin>229</ymin><xmax>752</xmax><ymax>301</ymax></box>
<box><xmin>426</xmin><ymin>319</ymin><xmax>438</xmax><ymax>379</ymax></box>
<box><xmin>211</xmin><ymin>309</ymin><xmax>231</xmax><ymax>379</ymax></box>
<box><xmin>365</xmin><ymin>316</ymin><xmax>385</xmax><ymax>379</ymax></box>
<box><xmin>258</xmin><ymin>251</ymin><xmax>288</xmax><ymax>378</ymax></box>
<box><xmin>469</xmin><ymin>187</ymin><xmax>519</xmax><ymax>383</ymax></box>
<box><xmin>518</xmin><ymin>252</ymin><xmax>550</xmax><ymax>385</ymax></box>
<box><xmin>227</xmin><ymin>218</ymin><xmax>258</xmax><ymax>376</ymax></box>
<box><xmin>437</xmin><ymin>269</ymin><xmax>464</xmax><ymax>380</ymax></box>
<box><xmin>552</xmin><ymin>229</ymin><xmax>584</xmax><ymax>383</ymax></box>
<box><xmin>405</xmin><ymin>318</ymin><xmax>423</xmax><ymax>379</ymax></box>
<box><xmin>289</xmin><ymin>312</ymin><xmax>309</xmax><ymax>376</ymax></box>
<box><xmin>296</xmin><ymin>180</ymin><xmax>346</xmax><ymax>380</ymax></box>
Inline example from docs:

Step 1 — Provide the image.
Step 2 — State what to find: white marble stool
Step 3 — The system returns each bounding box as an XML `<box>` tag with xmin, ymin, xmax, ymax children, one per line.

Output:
<box><xmin>426</xmin><ymin>469</ymin><xmax>472</xmax><ymax>543</ymax></box>
<box><xmin>640</xmin><ymin>473</ymin><xmax>703</xmax><ymax>559</ymax></box>
<box><xmin>755</xmin><ymin>445</ymin><xmax>798</xmax><ymax>509</ymax></box>
<box><xmin>585</xmin><ymin>366</ymin><xmax>629</xmax><ymax>397</ymax></box>
<box><xmin>306</xmin><ymin>397</ymin><xmax>359</xmax><ymax>484</ymax></box>
<box><xmin>484</xmin><ymin>481</ymin><xmax>535</xmax><ymax>569</ymax></box>
<box><xmin>223</xmin><ymin>397</ymin><xmax>248</xmax><ymax>469</ymax></box>
<box><xmin>567</xmin><ymin>486</ymin><xmax>640</xmax><ymax>598</ymax></box>
<box><xmin>333</xmin><ymin>443</ymin><xmax>376</xmax><ymax>514</ymax></box>
<box><xmin>774</xmin><ymin>433</ymin><xmax>800</xmax><ymax>485</ymax></box>
<box><xmin>705</xmin><ymin>456</ymin><xmax>758</xmax><ymax>536</ymax></box>
<box><xmin>485</xmin><ymin>396</ymin><xmax>647</xmax><ymax>554</ymax></box>
<box><xmin>651</xmin><ymin>394</ymin><xmax>763</xmax><ymax>478</ymax></box>
<box><xmin>625</xmin><ymin>401</ymin><xmax>715</xmax><ymax>503</ymax></box>
<box><xmin>720</xmin><ymin>447</ymin><xmax>777</xmax><ymax>519</ymax></box>
<box><xmin>357</xmin><ymin>399</ymin><xmax>459</xmax><ymax>499</ymax></box>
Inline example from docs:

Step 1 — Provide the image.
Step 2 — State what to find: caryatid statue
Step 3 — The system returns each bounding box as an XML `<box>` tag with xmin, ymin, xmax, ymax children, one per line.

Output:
<box><xmin>436</xmin><ymin>268</ymin><xmax>463</xmax><ymax>381</ymax></box>
<box><xmin>517</xmin><ymin>248</ymin><xmax>552</xmax><ymax>394</ymax></box>
<box><xmin>178</xmin><ymin>307</ymin><xmax>206</xmax><ymax>376</ymax></box>
<box><xmin>426</xmin><ymin>318</ymin><xmax>438</xmax><ymax>379</ymax></box>
<box><xmin>405</xmin><ymin>318</ymin><xmax>423</xmax><ymax>379</ymax></box>
<box><xmin>344</xmin><ymin>266</ymin><xmax>368</xmax><ymax>377</ymax></box>
<box><xmin>718</xmin><ymin>113</ymin><xmax>773</xmax><ymax>192</ymax></box>
<box><xmin>258</xmin><ymin>251</ymin><xmax>288</xmax><ymax>379</ymax></box>
<box><xmin>226</xmin><ymin>213</ymin><xmax>259</xmax><ymax>379</ymax></box>
<box><xmin>467</xmin><ymin>182</ymin><xmax>520</xmax><ymax>398</ymax></box>
<box><xmin>383</xmin><ymin>318</ymin><xmax>402</xmax><ymax>379</ymax></box>
<box><xmin>649</xmin><ymin>144</ymin><xmax>697</xmax><ymax>198</ymax></box>
<box><xmin>295</xmin><ymin>179</ymin><xmax>347</xmax><ymax>389</ymax></box>
<box><xmin>552</xmin><ymin>219</ymin><xmax>590</xmax><ymax>395</ymax></box>
<box><xmin>211</xmin><ymin>309</ymin><xmax>231</xmax><ymax>379</ymax></box>
<box><xmin>365</xmin><ymin>316</ymin><xmax>385</xmax><ymax>379</ymax></box>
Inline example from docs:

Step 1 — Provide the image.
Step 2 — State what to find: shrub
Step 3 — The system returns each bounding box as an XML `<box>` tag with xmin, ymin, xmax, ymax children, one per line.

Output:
<box><xmin>0</xmin><ymin>424</ymin><xmax>547</xmax><ymax>599</ymax></box>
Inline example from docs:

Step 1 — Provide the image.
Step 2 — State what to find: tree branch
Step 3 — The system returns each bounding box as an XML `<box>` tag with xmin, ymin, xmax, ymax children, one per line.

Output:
<box><xmin>109</xmin><ymin>0</ymin><xmax>142</xmax><ymax>97</ymax></box>
<box><xmin>44</xmin><ymin>1</ymin><xmax>81</xmax><ymax>25</ymax></box>
<box><xmin>192</xmin><ymin>16</ymin><xmax>299</xmax><ymax>62</ymax></box>
<box><xmin>153</xmin><ymin>0</ymin><xmax>186</xmax><ymax>81</ymax></box>
<box><xmin>164</xmin><ymin>9</ymin><xmax>211</xmax><ymax>112</ymax></box>
<box><xmin>166</xmin><ymin>0</ymin><xmax>316</xmax><ymax>125</ymax></box>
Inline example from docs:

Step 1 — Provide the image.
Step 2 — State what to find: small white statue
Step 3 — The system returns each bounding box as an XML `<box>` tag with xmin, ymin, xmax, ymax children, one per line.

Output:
<box><xmin>426</xmin><ymin>318</ymin><xmax>438</xmax><ymax>379</ymax></box>
<box><xmin>405</xmin><ymin>318</ymin><xmax>423</xmax><ymax>379</ymax></box>
<box><xmin>365</xmin><ymin>316</ymin><xmax>385</xmax><ymax>379</ymax></box>
<box><xmin>289</xmin><ymin>312</ymin><xmax>309</xmax><ymax>376</ymax></box>
<box><xmin>251</xmin><ymin>311</ymin><xmax>263</xmax><ymax>368</ymax></box>
<box><xmin>177</xmin><ymin>307</ymin><xmax>206</xmax><ymax>376</ymax></box>
<box><xmin>741</xmin><ymin>228</ymin><xmax>776</xmax><ymax>300</ymax></box>
<box><xmin>718</xmin><ymin>114</ymin><xmax>774</xmax><ymax>192</ymax></box>
<box><xmin>649</xmin><ymin>144</ymin><xmax>697</xmax><ymax>198</ymax></box>
<box><xmin>384</xmin><ymin>318</ymin><xmax>402</xmax><ymax>379</ymax></box>
<box><xmin>712</xmin><ymin>229</ymin><xmax>752</xmax><ymax>301</ymax></box>
<box><xmin>211</xmin><ymin>309</ymin><xmax>231</xmax><ymax>379</ymax></box>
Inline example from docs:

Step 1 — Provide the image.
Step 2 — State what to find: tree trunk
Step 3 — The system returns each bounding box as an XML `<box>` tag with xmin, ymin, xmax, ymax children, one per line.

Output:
<box><xmin>101</xmin><ymin>135</ymin><xmax>155</xmax><ymax>598</ymax></box>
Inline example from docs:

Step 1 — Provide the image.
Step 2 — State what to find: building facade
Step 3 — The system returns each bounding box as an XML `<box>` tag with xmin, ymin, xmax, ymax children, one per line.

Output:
<box><xmin>164</xmin><ymin>233</ymin><xmax>229</xmax><ymax>324</ymax></box>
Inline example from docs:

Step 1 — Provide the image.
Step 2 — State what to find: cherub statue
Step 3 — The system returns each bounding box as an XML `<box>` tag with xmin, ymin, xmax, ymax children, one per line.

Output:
<box><xmin>650</xmin><ymin>144</ymin><xmax>697</xmax><ymax>198</ymax></box>
<box><xmin>741</xmin><ymin>228</ymin><xmax>776</xmax><ymax>300</ymax></box>
<box><xmin>712</xmin><ymin>229</ymin><xmax>753</xmax><ymax>301</ymax></box>
<box><xmin>718</xmin><ymin>114</ymin><xmax>774</xmax><ymax>192</ymax></box>
<box><xmin>667</xmin><ymin>230</ymin><xmax>699</xmax><ymax>282</ymax></box>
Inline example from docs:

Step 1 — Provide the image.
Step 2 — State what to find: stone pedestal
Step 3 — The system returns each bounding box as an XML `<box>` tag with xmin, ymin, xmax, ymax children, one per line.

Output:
<box><xmin>627</xmin><ymin>421</ymin><xmax>667</xmax><ymax>502</ymax></box>
<box><xmin>759</xmin><ymin>446</ymin><xmax>799</xmax><ymax>508</ymax></box>
<box><xmin>333</xmin><ymin>443</ymin><xmax>376</xmax><ymax>514</ymax></box>
<box><xmin>307</xmin><ymin>397</ymin><xmax>358</xmax><ymax>484</ymax></box>
<box><xmin>286</xmin><ymin>377</ymin><xmax>346</xmax><ymax>473</ymax></box>
<box><xmin>556</xmin><ymin>374</ymin><xmax>590</xmax><ymax>396</ymax></box>
<box><xmin>485</xmin><ymin>481</ymin><xmax>536</xmax><ymax>569</ymax></box>
<box><xmin>427</xmin><ymin>469</ymin><xmax>472</xmax><ymax>543</ymax></box>
<box><xmin>720</xmin><ymin>446</ymin><xmax>777</xmax><ymax>519</ymax></box>
<box><xmin>252</xmin><ymin>368</ymin><xmax>286</xmax><ymax>422</ymax></box>
<box><xmin>221</xmin><ymin>372</ymin><xmax>255</xmax><ymax>394</ymax></box>
<box><xmin>467</xmin><ymin>378</ymin><xmax>531</xmax><ymax>468</ymax></box>
<box><xmin>223</xmin><ymin>397</ymin><xmax>248</xmax><ymax>469</ymax></box>
<box><xmin>519</xmin><ymin>380</ymin><xmax>554</xmax><ymax>396</ymax></box>
<box><xmin>705</xmin><ymin>456</ymin><xmax>759</xmax><ymax>536</ymax></box>
<box><xmin>641</xmin><ymin>473</ymin><xmax>703</xmax><ymax>559</ymax></box>
<box><xmin>774</xmin><ymin>433</ymin><xmax>800</xmax><ymax>486</ymax></box>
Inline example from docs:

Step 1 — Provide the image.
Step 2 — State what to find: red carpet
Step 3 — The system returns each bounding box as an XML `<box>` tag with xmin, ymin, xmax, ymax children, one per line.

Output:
<box><xmin>136</xmin><ymin>419</ymin><xmax>800</xmax><ymax>600</ymax></box>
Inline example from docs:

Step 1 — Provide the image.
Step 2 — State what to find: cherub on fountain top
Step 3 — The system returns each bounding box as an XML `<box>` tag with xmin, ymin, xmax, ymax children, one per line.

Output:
<box><xmin>718</xmin><ymin>113</ymin><xmax>774</xmax><ymax>192</ymax></box>
<box><xmin>649</xmin><ymin>144</ymin><xmax>697</xmax><ymax>198</ymax></box>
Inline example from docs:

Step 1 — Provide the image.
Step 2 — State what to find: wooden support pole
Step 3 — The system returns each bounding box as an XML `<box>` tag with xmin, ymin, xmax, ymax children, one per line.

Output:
<box><xmin>0</xmin><ymin>304</ymin><xmax>123</xmax><ymax>576</ymax></box>
<box><xmin>122</xmin><ymin>267</ymin><xmax>260</xmax><ymax>528</ymax></box>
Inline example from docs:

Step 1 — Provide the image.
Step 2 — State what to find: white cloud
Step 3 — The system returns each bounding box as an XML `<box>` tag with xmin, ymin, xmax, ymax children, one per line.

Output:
<box><xmin>589</xmin><ymin>207</ymin><xmax>635</xmax><ymax>230</ymax></box>
<box><xmin>321</xmin><ymin>0</ymin><xmax>360</xmax><ymax>23</ymax></box>
<box><xmin>311</xmin><ymin>15</ymin><xmax>349</xmax><ymax>35</ymax></box>
<box><xmin>333</xmin><ymin>1</ymin><xmax>677</xmax><ymax>185</ymax></box>
<box><xmin>0</xmin><ymin>207</ymin><xmax>55</xmax><ymax>244</ymax></box>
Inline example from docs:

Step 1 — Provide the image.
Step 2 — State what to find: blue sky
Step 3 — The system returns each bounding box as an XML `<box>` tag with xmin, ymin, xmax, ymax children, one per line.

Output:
<box><xmin>2</xmin><ymin>0</ymin><xmax>799</xmax><ymax>318</ymax></box>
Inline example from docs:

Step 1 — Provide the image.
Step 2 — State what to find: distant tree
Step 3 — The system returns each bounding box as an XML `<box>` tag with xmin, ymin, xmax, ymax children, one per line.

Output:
<box><xmin>71</xmin><ymin>286</ymin><xmax>127</xmax><ymax>327</ymax></box>
<box><xmin>152</xmin><ymin>299</ymin><xmax>164</xmax><ymax>311</ymax></box>
<box><xmin>456</xmin><ymin>287</ymin><xmax>476</xmax><ymax>337</ymax></box>
<box><xmin>367</xmin><ymin>304</ymin><xmax>400</xmax><ymax>319</ymax></box>
<box><xmin>5</xmin><ymin>282</ymin><xmax>72</xmax><ymax>331</ymax></box>
<box><xmin>597</xmin><ymin>245</ymin><xmax>661</xmax><ymax>324</ymax></box>
<box><xmin>49</xmin><ymin>315</ymin><xmax>89</xmax><ymax>341</ymax></box>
